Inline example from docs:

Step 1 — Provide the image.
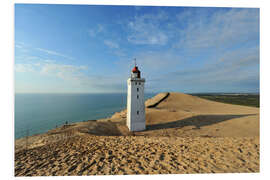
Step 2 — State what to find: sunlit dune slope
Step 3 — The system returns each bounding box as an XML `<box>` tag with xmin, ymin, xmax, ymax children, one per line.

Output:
<box><xmin>112</xmin><ymin>92</ymin><xmax>259</xmax><ymax>137</ymax></box>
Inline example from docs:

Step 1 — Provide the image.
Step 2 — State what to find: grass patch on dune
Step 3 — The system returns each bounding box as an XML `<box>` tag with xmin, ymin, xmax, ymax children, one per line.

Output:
<box><xmin>192</xmin><ymin>94</ymin><xmax>259</xmax><ymax>108</ymax></box>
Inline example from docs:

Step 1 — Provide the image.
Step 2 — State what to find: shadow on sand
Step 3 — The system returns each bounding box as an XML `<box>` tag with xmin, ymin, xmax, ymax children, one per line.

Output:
<box><xmin>146</xmin><ymin>114</ymin><xmax>257</xmax><ymax>131</ymax></box>
<box><xmin>82</xmin><ymin>114</ymin><xmax>257</xmax><ymax>136</ymax></box>
<box><xmin>147</xmin><ymin>92</ymin><xmax>170</xmax><ymax>108</ymax></box>
<box><xmin>79</xmin><ymin>121</ymin><xmax>123</xmax><ymax>136</ymax></box>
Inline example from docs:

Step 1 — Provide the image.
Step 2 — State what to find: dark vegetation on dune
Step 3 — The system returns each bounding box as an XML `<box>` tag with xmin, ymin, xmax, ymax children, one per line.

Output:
<box><xmin>192</xmin><ymin>94</ymin><xmax>259</xmax><ymax>108</ymax></box>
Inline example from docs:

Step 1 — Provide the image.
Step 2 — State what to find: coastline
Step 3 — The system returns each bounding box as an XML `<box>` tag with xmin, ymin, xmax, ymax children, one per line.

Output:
<box><xmin>15</xmin><ymin>93</ymin><xmax>157</xmax><ymax>139</ymax></box>
<box><xmin>15</xmin><ymin>92</ymin><xmax>260</xmax><ymax>175</ymax></box>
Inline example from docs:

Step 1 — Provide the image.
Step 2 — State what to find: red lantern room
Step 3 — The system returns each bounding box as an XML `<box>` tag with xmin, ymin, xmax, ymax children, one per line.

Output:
<box><xmin>132</xmin><ymin>66</ymin><xmax>139</xmax><ymax>73</ymax></box>
<box><xmin>131</xmin><ymin>66</ymin><xmax>141</xmax><ymax>78</ymax></box>
<box><xmin>131</xmin><ymin>58</ymin><xmax>141</xmax><ymax>78</ymax></box>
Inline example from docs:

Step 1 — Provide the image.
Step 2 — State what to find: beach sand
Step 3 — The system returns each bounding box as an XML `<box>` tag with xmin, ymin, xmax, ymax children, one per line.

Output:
<box><xmin>15</xmin><ymin>92</ymin><xmax>260</xmax><ymax>176</ymax></box>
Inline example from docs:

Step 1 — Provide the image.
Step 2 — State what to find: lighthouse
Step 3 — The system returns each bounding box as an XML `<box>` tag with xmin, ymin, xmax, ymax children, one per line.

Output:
<box><xmin>127</xmin><ymin>60</ymin><xmax>146</xmax><ymax>131</ymax></box>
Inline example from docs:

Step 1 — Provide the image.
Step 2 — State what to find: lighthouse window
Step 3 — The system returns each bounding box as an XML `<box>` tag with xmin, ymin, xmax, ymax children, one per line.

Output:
<box><xmin>137</xmin><ymin>111</ymin><xmax>139</xmax><ymax>115</ymax></box>
<box><xmin>139</xmin><ymin>83</ymin><xmax>141</xmax><ymax>85</ymax></box>
<box><xmin>137</xmin><ymin>95</ymin><xmax>139</xmax><ymax>99</ymax></box>
<box><xmin>137</xmin><ymin>88</ymin><xmax>139</xmax><ymax>92</ymax></box>
<box><xmin>135</xmin><ymin>82</ymin><xmax>137</xmax><ymax>85</ymax></box>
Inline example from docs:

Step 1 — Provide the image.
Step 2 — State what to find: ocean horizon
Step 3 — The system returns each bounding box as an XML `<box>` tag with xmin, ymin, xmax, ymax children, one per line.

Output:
<box><xmin>15</xmin><ymin>93</ymin><xmax>156</xmax><ymax>139</ymax></box>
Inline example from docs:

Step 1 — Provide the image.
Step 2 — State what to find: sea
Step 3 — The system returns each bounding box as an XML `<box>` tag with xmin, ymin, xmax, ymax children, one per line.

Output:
<box><xmin>15</xmin><ymin>93</ymin><xmax>156</xmax><ymax>139</ymax></box>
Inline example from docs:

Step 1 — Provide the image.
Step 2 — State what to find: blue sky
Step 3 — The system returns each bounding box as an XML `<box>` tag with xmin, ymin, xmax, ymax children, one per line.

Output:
<box><xmin>15</xmin><ymin>4</ymin><xmax>259</xmax><ymax>93</ymax></box>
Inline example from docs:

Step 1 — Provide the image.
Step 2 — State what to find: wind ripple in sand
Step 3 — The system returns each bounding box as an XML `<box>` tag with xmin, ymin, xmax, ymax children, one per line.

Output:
<box><xmin>15</xmin><ymin>136</ymin><xmax>259</xmax><ymax>176</ymax></box>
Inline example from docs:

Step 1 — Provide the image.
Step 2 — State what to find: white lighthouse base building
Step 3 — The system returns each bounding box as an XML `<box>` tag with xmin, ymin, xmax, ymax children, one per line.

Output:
<box><xmin>127</xmin><ymin>65</ymin><xmax>146</xmax><ymax>131</ymax></box>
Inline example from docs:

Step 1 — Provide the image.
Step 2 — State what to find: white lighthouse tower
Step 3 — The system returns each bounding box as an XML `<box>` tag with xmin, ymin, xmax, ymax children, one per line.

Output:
<box><xmin>127</xmin><ymin>60</ymin><xmax>146</xmax><ymax>131</ymax></box>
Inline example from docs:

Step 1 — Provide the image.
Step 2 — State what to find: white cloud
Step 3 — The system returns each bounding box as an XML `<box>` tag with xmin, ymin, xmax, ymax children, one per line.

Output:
<box><xmin>136</xmin><ymin>51</ymin><xmax>182</xmax><ymax>72</ymax></box>
<box><xmin>217</xmin><ymin>46</ymin><xmax>259</xmax><ymax>70</ymax></box>
<box><xmin>15</xmin><ymin>42</ymin><xmax>29</xmax><ymax>53</ymax></box>
<box><xmin>88</xmin><ymin>24</ymin><xmax>105</xmax><ymax>37</ymax></box>
<box><xmin>40</xmin><ymin>63</ymin><xmax>125</xmax><ymax>92</ymax></box>
<box><xmin>114</xmin><ymin>50</ymin><xmax>183</xmax><ymax>82</ymax></box>
<box><xmin>151</xmin><ymin>45</ymin><xmax>259</xmax><ymax>91</ymax></box>
<box><xmin>15</xmin><ymin>55</ymin><xmax>42</xmax><ymax>62</ymax></box>
<box><xmin>15</xmin><ymin>61</ymin><xmax>87</xmax><ymax>81</ymax></box>
<box><xmin>174</xmin><ymin>8</ymin><xmax>259</xmax><ymax>49</ymax></box>
<box><xmin>15</xmin><ymin>64</ymin><xmax>35</xmax><ymax>73</ymax></box>
<box><xmin>15</xmin><ymin>44</ymin><xmax>23</xmax><ymax>49</ymax></box>
<box><xmin>40</xmin><ymin>63</ymin><xmax>88</xmax><ymax>81</ymax></box>
<box><xmin>15</xmin><ymin>59</ymin><xmax>126</xmax><ymax>92</ymax></box>
<box><xmin>127</xmin><ymin>11</ymin><xmax>169</xmax><ymax>45</ymax></box>
<box><xmin>104</xmin><ymin>40</ymin><xmax>119</xmax><ymax>49</ymax></box>
<box><xmin>36</xmin><ymin>48</ymin><xmax>74</xmax><ymax>60</ymax></box>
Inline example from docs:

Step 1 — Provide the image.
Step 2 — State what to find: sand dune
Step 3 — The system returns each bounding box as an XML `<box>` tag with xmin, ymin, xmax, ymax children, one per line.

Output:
<box><xmin>111</xmin><ymin>92</ymin><xmax>259</xmax><ymax>137</ymax></box>
<box><xmin>15</xmin><ymin>92</ymin><xmax>260</xmax><ymax>176</ymax></box>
